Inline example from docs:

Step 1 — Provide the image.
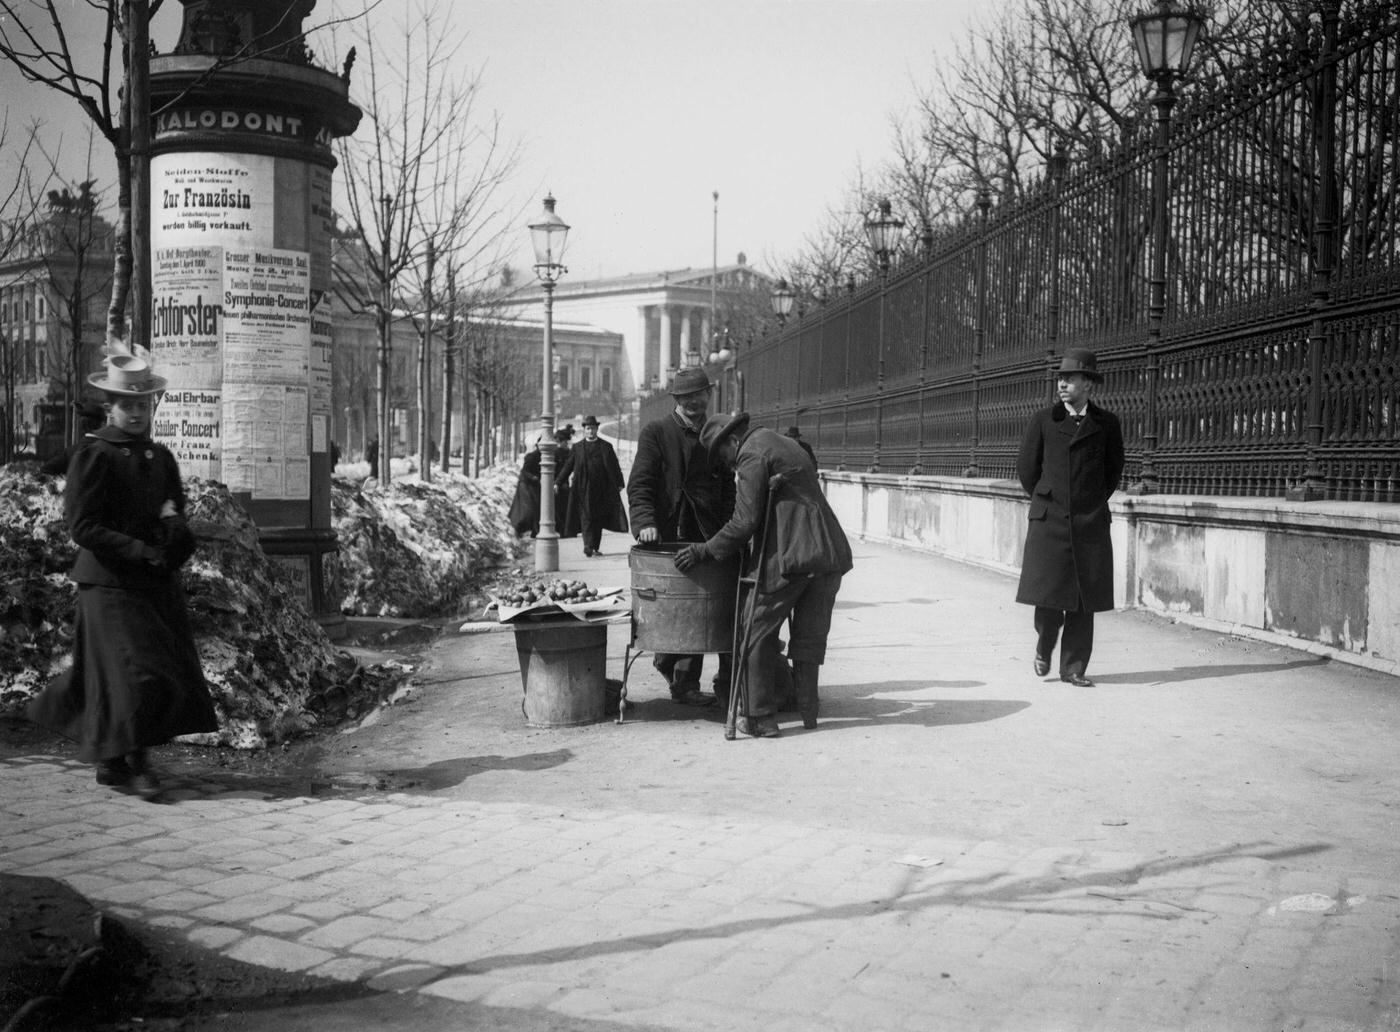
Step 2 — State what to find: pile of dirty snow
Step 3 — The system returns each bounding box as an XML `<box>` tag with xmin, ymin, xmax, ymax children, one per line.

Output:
<box><xmin>331</xmin><ymin>465</ymin><xmax>524</xmax><ymax>617</ymax></box>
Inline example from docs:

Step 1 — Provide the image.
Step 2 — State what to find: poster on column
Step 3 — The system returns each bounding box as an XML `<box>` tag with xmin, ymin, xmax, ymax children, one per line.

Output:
<box><xmin>150</xmin><ymin>245</ymin><xmax>222</xmax><ymax>386</ymax></box>
<box><xmin>152</xmin><ymin>152</ymin><xmax>274</xmax><ymax>247</ymax></box>
<box><xmin>221</xmin><ymin>383</ymin><xmax>309</xmax><ymax>499</ymax></box>
<box><xmin>153</xmin><ymin>388</ymin><xmax>221</xmax><ymax>480</ymax></box>
<box><xmin>221</xmin><ymin>246</ymin><xmax>311</xmax><ymax>499</ymax></box>
<box><xmin>310</xmin><ymin>291</ymin><xmax>332</xmax><ymax>455</ymax></box>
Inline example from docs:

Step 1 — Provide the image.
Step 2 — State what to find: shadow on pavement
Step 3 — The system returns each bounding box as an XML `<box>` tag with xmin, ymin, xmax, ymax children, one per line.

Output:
<box><xmin>1093</xmin><ymin>655</ymin><xmax>1330</xmax><ymax>686</ymax></box>
<box><xmin>160</xmin><ymin>749</ymin><xmax>576</xmax><ymax>801</ymax></box>
<box><xmin>413</xmin><ymin>840</ymin><xmax>1334</xmax><ymax>986</ymax></box>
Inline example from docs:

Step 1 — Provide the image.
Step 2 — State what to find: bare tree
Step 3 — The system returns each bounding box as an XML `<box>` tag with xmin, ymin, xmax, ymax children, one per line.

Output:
<box><xmin>328</xmin><ymin>0</ymin><xmax>520</xmax><ymax>486</ymax></box>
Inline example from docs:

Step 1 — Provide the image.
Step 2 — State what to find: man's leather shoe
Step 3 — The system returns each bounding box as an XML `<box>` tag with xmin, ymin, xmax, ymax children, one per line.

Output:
<box><xmin>736</xmin><ymin>715</ymin><xmax>781</xmax><ymax>738</ymax></box>
<box><xmin>671</xmin><ymin>687</ymin><xmax>717</xmax><ymax>707</ymax></box>
<box><xmin>1033</xmin><ymin>655</ymin><xmax>1050</xmax><ymax>677</ymax></box>
<box><xmin>1060</xmin><ymin>672</ymin><xmax>1095</xmax><ymax>687</ymax></box>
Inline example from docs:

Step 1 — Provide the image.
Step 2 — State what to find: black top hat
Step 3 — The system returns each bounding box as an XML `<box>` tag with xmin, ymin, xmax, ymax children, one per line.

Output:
<box><xmin>785</xmin><ymin>426</ymin><xmax>802</xmax><ymax>438</ymax></box>
<box><xmin>1057</xmin><ymin>348</ymin><xmax>1103</xmax><ymax>383</ymax></box>
<box><xmin>581</xmin><ymin>415</ymin><xmax>599</xmax><ymax>427</ymax></box>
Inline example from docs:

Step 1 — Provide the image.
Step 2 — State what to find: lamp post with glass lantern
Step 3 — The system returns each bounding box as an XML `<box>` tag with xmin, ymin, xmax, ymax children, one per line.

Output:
<box><xmin>1127</xmin><ymin>0</ymin><xmax>1203</xmax><ymax>494</ymax></box>
<box><xmin>528</xmin><ymin>193</ymin><xmax>569</xmax><ymax>572</ymax></box>
<box><xmin>864</xmin><ymin>197</ymin><xmax>905</xmax><ymax>473</ymax></box>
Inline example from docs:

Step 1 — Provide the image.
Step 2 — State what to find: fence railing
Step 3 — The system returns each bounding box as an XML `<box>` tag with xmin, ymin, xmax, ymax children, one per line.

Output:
<box><xmin>734</xmin><ymin>2</ymin><xmax>1400</xmax><ymax>502</ymax></box>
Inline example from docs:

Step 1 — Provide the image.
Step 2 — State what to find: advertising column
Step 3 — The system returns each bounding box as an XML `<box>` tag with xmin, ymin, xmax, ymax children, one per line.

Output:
<box><xmin>149</xmin><ymin>37</ymin><xmax>360</xmax><ymax>636</ymax></box>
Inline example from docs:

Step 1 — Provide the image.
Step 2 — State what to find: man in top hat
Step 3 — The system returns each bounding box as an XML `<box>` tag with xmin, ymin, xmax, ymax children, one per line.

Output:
<box><xmin>559</xmin><ymin>414</ymin><xmax>627</xmax><ymax>556</ymax></box>
<box><xmin>675</xmin><ymin>413</ymin><xmax>852</xmax><ymax>737</ymax></box>
<box><xmin>627</xmin><ymin>367</ymin><xmax>735</xmax><ymax>707</ymax></box>
<box><xmin>1014</xmin><ymin>348</ymin><xmax>1124</xmax><ymax>687</ymax></box>
<box><xmin>785</xmin><ymin>425</ymin><xmax>816</xmax><ymax>469</ymax></box>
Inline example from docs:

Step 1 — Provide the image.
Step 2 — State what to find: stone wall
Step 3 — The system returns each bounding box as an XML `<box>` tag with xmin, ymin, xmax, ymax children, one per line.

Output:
<box><xmin>822</xmin><ymin>473</ymin><xmax>1400</xmax><ymax>678</ymax></box>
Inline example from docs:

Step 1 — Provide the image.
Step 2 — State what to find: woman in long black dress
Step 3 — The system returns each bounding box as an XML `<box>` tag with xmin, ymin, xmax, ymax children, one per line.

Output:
<box><xmin>29</xmin><ymin>354</ymin><xmax>218</xmax><ymax>800</ymax></box>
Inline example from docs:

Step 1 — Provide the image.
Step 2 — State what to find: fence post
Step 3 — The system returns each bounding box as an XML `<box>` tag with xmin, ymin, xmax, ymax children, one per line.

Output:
<box><xmin>912</xmin><ymin>259</ymin><xmax>932</xmax><ymax>475</ymax></box>
<box><xmin>1047</xmin><ymin>141</ymin><xmax>1068</xmax><ymax>400</ymax></box>
<box><xmin>1288</xmin><ymin>0</ymin><xmax>1339</xmax><ymax>501</ymax></box>
<box><xmin>839</xmin><ymin>274</ymin><xmax>854</xmax><ymax>470</ymax></box>
<box><xmin>964</xmin><ymin>186</ymin><xmax>992</xmax><ymax>476</ymax></box>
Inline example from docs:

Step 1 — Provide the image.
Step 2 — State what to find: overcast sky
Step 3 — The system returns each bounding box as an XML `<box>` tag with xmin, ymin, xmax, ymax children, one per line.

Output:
<box><xmin>4</xmin><ymin>0</ymin><xmax>992</xmax><ymax>281</ymax></box>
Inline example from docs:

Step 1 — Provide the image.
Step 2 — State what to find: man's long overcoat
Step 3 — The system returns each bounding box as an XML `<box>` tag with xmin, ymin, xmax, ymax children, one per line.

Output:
<box><xmin>559</xmin><ymin>436</ymin><xmax>628</xmax><ymax>536</ymax></box>
<box><xmin>1014</xmin><ymin>401</ymin><xmax>1125</xmax><ymax>612</ymax></box>
<box><xmin>627</xmin><ymin>412</ymin><xmax>734</xmax><ymax>542</ymax></box>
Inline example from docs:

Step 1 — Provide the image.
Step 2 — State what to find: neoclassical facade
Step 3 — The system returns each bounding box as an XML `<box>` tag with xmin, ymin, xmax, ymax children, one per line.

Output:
<box><xmin>500</xmin><ymin>258</ymin><xmax>770</xmax><ymax>397</ymax></box>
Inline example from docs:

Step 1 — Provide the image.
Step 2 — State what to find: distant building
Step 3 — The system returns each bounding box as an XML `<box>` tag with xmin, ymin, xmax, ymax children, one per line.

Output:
<box><xmin>0</xmin><ymin>191</ymin><xmax>115</xmax><ymax>461</ymax></box>
<box><xmin>498</xmin><ymin>256</ymin><xmax>771</xmax><ymax>395</ymax></box>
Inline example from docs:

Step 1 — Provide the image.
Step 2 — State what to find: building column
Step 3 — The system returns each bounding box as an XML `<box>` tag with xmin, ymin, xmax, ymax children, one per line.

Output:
<box><xmin>679</xmin><ymin>307</ymin><xmax>692</xmax><ymax>364</ymax></box>
<box><xmin>659</xmin><ymin>305</ymin><xmax>672</xmax><ymax>384</ymax></box>
<box><xmin>700</xmin><ymin>310</ymin><xmax>712</xmax><ymax>357</ymax></box>
<box><xmin>636</xmin><ymin>305</ymin><xmax>651</xmax><ymax>389</ymax></box>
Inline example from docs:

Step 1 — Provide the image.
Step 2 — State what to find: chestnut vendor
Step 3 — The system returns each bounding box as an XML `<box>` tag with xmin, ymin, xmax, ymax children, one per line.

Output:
<box><xmin>626</xmin><ymin>368</ymin><xmax>734</xmax><ymax>708</ymax></box>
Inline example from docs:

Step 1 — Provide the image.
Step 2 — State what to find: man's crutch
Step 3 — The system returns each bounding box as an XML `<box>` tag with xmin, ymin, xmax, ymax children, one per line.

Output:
<box><xmin>724</xmin><ymin>474</ymin><xmax>784</xmax><ymax>740</ymax></box>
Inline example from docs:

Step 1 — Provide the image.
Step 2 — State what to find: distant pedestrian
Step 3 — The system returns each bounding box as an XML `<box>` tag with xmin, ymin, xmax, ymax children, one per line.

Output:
<box><xmin>559</xmin><ymin>415</ymin><xmax>627</xmax><ymax>556</ymax></box>
<box><xmin>39</xmin><ymin>400</ymin><xmax>107</xmax><ymax>477</ymax></box>
<box><xmin>785</xmin><ymin>425</ymin><xmax>817</xmax><ymax>469</ymax></box>
<box><xmin>553</xmin><ymin>425</ymin><xmax>577</xmax><ymax>539</ymax></box>
<box><xmin>1014</xmin><ymin>349</ymin><xmax>1124</xmax><ymax>687</ymax></box>
<box><xmin>675</xmin><ymin>413</ymin><xmax>852</xmax><ymax>737</ymax></box>
<box><xmin>29</xmin><ymin>354</ymin><xmax>218</xmax><ymax>800</ymax></box>
<box><xmin>627</xmin><ymin>368</ymin><xmax>734</xmax><ymax>708</ymax></box>
<box><xmin>329</xmin><ymin>440</ymin><xmax>341</xmax><ymax>469</ymax></box>
<box><xmin>507</xmin><ymin>432</ymin><xmax>548</xmax><ymax>537</ymax></box>
<box><xmin>366</xmin><ymin>437</ymin><xmax>380</xmax><ymax>480</ymax></box>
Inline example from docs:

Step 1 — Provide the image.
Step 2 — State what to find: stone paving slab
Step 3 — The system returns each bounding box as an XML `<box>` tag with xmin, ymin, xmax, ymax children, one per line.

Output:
<box><xmin>3</xmin><ymin>754</ymin><xmax>1398</xmax><ymax>1031</ymax></box>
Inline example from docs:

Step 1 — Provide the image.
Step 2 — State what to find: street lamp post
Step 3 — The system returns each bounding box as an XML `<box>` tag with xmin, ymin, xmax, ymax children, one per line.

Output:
<box><xmin>1127</xmin><ymin>0</ymin><xmax>1203</xmax><ymax>495</ymax></box>
<box><xmin>528</xmin><ymin>193</ymin><xmax>570</xmax><ymax>573</ymax></box>
<box><xmin>864</xmin><ymin>197</ymin><xmax>905</xmax><ymax>473</ymax></box>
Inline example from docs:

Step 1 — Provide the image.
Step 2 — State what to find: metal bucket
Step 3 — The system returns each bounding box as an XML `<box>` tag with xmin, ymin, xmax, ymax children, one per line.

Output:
<box><xmin>629</xmin><ymin>543</ymin><xmax>738</xmax><ymax>654</ymax></box>
<box><xmin>515</xmin><ymin>622</ymin><xmax>608</xmax><ymax>727</ymax></box>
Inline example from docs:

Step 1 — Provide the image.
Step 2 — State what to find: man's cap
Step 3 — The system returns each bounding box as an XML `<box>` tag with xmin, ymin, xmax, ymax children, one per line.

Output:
<box><xmin>785</xmin><ymin>426</ymin><xmax>802</xmax><ymax>438</ymax></box>
<box><xmin>668</xmin><ymin>367</ymin><xmax>712</xmax><ymax>396</ymax></box>
<box><xmin>700</xmin><ymin>412</ymin><xmax>751</xmax><ymax>461</ymax></box>
<box><xmin>581</xmin><ymin>415</ymin><xmax>599</xmax><ymax>427</ymax></box>
<box><xmin>1058</xmin><ymin>348</ymin><xmax>1103</xmax><ymax>383</ymax></box>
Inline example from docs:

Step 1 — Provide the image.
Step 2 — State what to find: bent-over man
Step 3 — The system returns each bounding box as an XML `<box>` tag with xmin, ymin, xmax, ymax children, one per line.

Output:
<box><xmin>675</xmin><ymin>413</ymin><xmax>852</xmax><ymax>738</ymax></box>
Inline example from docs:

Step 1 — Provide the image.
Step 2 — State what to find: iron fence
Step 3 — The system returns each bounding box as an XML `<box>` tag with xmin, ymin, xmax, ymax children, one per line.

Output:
<box><xmin>736</xmin><ymin>1</ymin><xmax>1400</xmax><ymax>502</ymax></box>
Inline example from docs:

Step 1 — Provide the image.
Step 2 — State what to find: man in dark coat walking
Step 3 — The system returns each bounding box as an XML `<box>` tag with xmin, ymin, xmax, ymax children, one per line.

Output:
<box><xmin>1015</xmin><ymin>348</ymin><xmax>1124</xmax><ymax>686</ymax></box>
<box><xmin>675</xmin><ymin>413</ymin><xmax>852</xmax><ymax>737</ymax></box>
<box><xmin>627</xmin><ymin>367</ymin><xmax>735</xmax><ymax>707</ymax></box>
<box><xmin>785</xmin><ymin>426</ymin><xmax>817</xmax><ymax>469</ymax></box>
<box><xmin>559</xmin><ymin>415</ymin><xmax>627</xmax><ymax>556</ymax></box>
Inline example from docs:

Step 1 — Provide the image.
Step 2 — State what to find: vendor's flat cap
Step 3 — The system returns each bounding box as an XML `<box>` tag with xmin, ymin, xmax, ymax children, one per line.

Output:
<box><xmin>700</xmin><ymin>412</ymin><xmax>750</xmax><ymax>461</ymax></box>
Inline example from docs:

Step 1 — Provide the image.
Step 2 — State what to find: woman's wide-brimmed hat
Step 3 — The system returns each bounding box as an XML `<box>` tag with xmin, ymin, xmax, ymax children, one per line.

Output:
<box><xmin>87</xmin><ymin>354</ymin><xmax>167</xmax><ymax>396</ymax></box>
<box><xmin>1057</xmin><ymin>348</ymin><xmax>1103</xmax><ymax>383</ymax></box>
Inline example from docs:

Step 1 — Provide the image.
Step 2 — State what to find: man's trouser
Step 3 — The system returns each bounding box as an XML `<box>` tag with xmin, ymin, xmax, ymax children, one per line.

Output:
<box><xmin>1034</xmin><ymin>604</ymin><xmax>1094</xmax><ymax>676</ymax></box>
<box><xmin>739</xmin><ymin>572</ymin><xmax>842</xmax><ymax>716</ymax></box>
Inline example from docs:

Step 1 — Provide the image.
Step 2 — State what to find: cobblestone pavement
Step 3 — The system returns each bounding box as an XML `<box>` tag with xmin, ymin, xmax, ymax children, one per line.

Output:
<box><xmin>3</xmin><ymin>537</ymin><xmax>1399</xmax><ymax>1032</ymax></box>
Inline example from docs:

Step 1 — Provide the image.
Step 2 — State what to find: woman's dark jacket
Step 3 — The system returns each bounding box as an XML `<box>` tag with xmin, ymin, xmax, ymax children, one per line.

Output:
<box><xmin>66</xmin><ymin>426</ymin><xmax>196</xmax><ymax>586</ymax></box>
